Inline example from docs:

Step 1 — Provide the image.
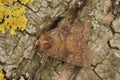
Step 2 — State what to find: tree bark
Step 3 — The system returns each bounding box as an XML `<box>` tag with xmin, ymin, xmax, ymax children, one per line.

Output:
<box><xmin>56</xmin><ymin>64</ymin><xmax>80</xmax><ymax>80</ymax></box>
<box><xmin>0</xmin><ymin>0</ymin><xmax>120</xmax><ymax>80</ymax></box>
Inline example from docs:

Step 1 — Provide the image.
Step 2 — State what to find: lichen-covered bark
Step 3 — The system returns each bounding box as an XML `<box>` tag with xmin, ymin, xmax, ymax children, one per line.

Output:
<box><xmin>0</xmin><ymin>0</ymin><xmax>120</xmax><ymax>80</ymax></box>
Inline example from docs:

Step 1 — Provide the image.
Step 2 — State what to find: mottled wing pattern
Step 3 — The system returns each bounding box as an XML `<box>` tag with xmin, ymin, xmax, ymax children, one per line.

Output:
<box><xmin>36</xmin><ymin>23</ymin><xmax>92</xmax><ymax>67</ymax></box>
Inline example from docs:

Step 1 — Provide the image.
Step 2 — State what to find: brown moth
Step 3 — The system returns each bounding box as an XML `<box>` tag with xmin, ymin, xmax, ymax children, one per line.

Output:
<box><xmin>36</xmin><ymin>22</ymin><xmax>92</xmax><ymax>67</ymax></box>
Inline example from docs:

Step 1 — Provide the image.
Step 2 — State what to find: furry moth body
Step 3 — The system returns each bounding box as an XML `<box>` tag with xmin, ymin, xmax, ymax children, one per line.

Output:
<box><xmin>36</xmin><ymin>22</ymin><xmax>92</xmax><ymax>67</ymax></box>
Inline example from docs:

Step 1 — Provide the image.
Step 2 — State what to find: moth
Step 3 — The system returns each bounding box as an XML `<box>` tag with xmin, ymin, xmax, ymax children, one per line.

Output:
<box><xmin>36</xmin><ymin>22</ymin><xmax>92</xmax><ymax>67</ymax></box>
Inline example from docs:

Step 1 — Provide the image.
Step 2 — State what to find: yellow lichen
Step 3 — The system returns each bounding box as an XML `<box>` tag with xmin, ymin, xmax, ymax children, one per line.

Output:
<box><xmin>0</xmin><ymin>12</ymin><xmax>4</xmax><ymax>22</ymax></box>
<box><xmin>0</xmin><ymin>0</ymin><xmax>33</xmax><ymax>35</ymax></box>
<box><xmin>20</xmin><ymin>0</ymin><xmax>33</xmax><ymax>5</ymax></box>
<box><xmin>0</xmin><ymin>72</ymin><xmax>5</xmax><ymax>80</ymax></box>
<box><xmin>0</xmin><ymin>0</ymin><xmax>2</xmax><ymax>3</ymax></box>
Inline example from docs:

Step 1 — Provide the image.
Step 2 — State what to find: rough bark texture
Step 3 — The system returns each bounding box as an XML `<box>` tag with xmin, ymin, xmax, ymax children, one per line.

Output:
<box><xmin>56</xmin><ymin>64</ymin><xmax>80</xmax><ymax>80</ymax></box>
<box><xmin>0</xmin><ymin>0</ymin><xmax>120</xmax><ymax>80</ymax></box>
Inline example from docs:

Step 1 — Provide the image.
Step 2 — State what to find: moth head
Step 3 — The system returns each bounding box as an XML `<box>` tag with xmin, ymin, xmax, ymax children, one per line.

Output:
<box><xmin>36</xmin><ymin>35</ymin><xmax>52</xmax><ymax>52</ymax></box>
